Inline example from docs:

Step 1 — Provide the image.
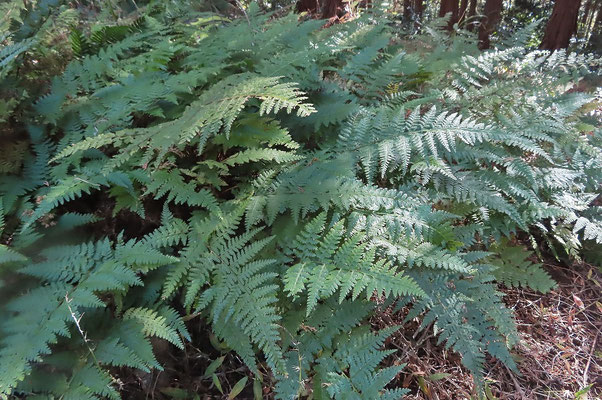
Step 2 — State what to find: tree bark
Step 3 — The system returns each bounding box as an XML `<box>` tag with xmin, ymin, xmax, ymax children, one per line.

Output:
<box><xmin>466</xmin><ymin>0</ymin><xmax>478</xmax><ymax>31</ymax></box>
<box><xmin>594</xmin><ymin>1</ymin><xmax>602</xmax><ymax>31</ymax></box>
<box><xmin>458</xmin><ymin>0</ymin><xmax>469</xmax><ymax>24</ymax></box>
<box><xmin>595</xmin><ymin>2</ymin><xmax>602</xmax><ymax>29</ymax></box>
<box><xmin>584</xmin><ymin>0</ymin><xmax>601</xmax><ymax>38</ymax></box>
<box><xmin>321</xmin><ymin>0</ymin><xmax>344</xmax><ymax>18</ymax></box>
<box><xmin>587</xmin><ymin>1</ymin><xmax>602</xmax><ymax>49</ymax></box>
<box><xmin>296</xmin><ymin>0</ymin><xmax>319</xmax><ymax>13</ymax></box>
<box><xmin>404</xmin><ymin>0</ymin><xmax>412</xmax><ymax>18</ymax></box>
<box><xmin>581</xmin><ymin>0</ymin><xmax>593</xmax><ymax>29</ymax></box>
<box><xmin>439</xmin><ymin>0</ymin><xmax>459</xmax><ymax>29</ymax></box>
<box><xmin>414</xmin><ymin>0</ymin><xmax>424</xmax><ymax>17</ymax></box>
<box><xmin>478</xmin><ymin>0</ymin><xmax>503</xmax><ymax>49</ymax></box>
<box><xmin>540</xmin><ymin>0</ymin><xmax>582</xmax><ymax>50</ymax></box>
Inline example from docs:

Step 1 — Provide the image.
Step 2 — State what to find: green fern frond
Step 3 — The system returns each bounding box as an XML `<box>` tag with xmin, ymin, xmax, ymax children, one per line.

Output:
<box><xmin>326</xmin><ymin>326</ymin><xmax>409</xmax><ymax>400</ymax></box>
<box><xmin>123</xmin><ymin>307</ymin><xmax>184</xmax><ymax>349</ymax></box>
<box><xmin>488</xmin><ymin>241</ymin><xmax>556</xmax><ymax>293</ymax></box>
<box><xmin>284</xmin><ymin>213</ymin><xmax>424</xmax><ymax>316</ymax></box>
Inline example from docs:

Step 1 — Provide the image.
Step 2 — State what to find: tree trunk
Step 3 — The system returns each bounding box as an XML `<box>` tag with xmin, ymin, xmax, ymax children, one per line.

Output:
<box><xmin>404</xmin><ymin>0</ymin><xmax>412</xmax><ymax>18</ymax></box>
<box><xmin>478</xmin><ymin>0</ymin><xmax>503</xmax><ymax>48</ymax></box>
<box><xmin>439</xmin><ymin>0</ymin><xmax>459</xmax><ymax>29</ymax></box>
<box><xmin>593</xmin><ymin>1</ymin><xmax>602</xmax><ymax>31</ymax></box>
<box><xmin>459</xmin><ymin>0</ymin><xmax>469</xmax><ymax>24</ymax></box>
<box><xmin>296</xmin><ymin>0</ymin><xmax>319</xmax><ymax>13</ymax></box>
<box><xmin>414</xmin><ymin>0</ymin><xmax>424</xmax><ymax>17</ymax></box>
<box><xmin>458</xmin><ymin>0</ymin><xmax>468</xmax><ymax>24</ymax></box>
<box><xmin>321</xmin><ymin>0</ymin><xmax>344</xmax><ymax>18</ymax></box>
<box><xmin>540</xmin><ymin>0</ymin><xmax>582</xmax><ymax>50</ymax></box>
<box><xmin>581</xmin><ymin>0</ymin><xmax>593</xmax><ymax>29</ymax></box>
<box><xmin>587</xmin><ymin>1</ymin><xmax>602</xmax><ymax>49</ymax></box>
<box><xmin>593</xmin><ymin>1</ymin><xmax>602</xmax><ymax>28</ymax></box>
<box><xmin>584</xmin><ymin>0</ymin><xmax>601</xmax><ymax>38</ymax></box>
<box><xmin>467</xmin><ymin>0</ymin><xmax>478</xmax><ymax>31</ymax></box>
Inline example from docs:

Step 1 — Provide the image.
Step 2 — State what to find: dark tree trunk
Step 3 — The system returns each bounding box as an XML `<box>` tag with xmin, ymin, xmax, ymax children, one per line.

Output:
<box><xmin>594</xmin><ymin>1</ymin><xmax>602</xmax><ymax>27</ymax></box>
<box><xmin>439</xmin><ymin>0</ymin><xmax>459</xmax><ymax>29</ymax></box>
<box><xmin>540</xmin><ymin>0</ymin><xmax>582</xmax><ymax>50</ymax></box>
<box><xmin>321</xmin><ymin>0</ymin><xmax>344</xmax><ymax>18</ymax></box>
<box><xmin>296</xmin><ymin>0</ymin><xmax>319</xmax><ymax>13</ymax></box>
<box><xmin>595</xmin><ymin>1</ymin><xmax>602</xmax><ymax>30</ymax></box>
<box><xmin>581</xmin><ymin>0</ymin><xmax>593</xmax><ymax>28</ymax></box>
<box><xmin>404</xmin><ymin>0</ymin><xmax>412</xmax><ymax>18</ymax></box>
<box><xmin>587</xmin><ymin>1</ymin><xmax>602</xmax><ymax>49</ymax></box>
<box><xmin>414</xmin><ymin>0</ymin><xmax>424</xmax><ymax>17</ymax></box>
<box><xmin>467</xmin><ymin>0</ymin><xmax>478</xmax><ymax>31</ymax></box>
<box><xmin>459</xmin><ymin>0</ymin><xmax>469</xmax><ymax>24</ymax></box>
<box><xmin>478</xmin><ymin>0</ymin><xmax>503</xmax><ymax>49</ymax></box>
<box><xmin>584</xmin><ymin>0</ymin><xmax>601</xmax><ymax>38</ymax></box>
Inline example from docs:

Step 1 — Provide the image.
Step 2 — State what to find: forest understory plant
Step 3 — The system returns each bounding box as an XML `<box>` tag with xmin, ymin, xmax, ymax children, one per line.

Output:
<box><xmin>0</xmin><ymin>0</ymin><xmax>601</xmax><ymax>398</ymax></box>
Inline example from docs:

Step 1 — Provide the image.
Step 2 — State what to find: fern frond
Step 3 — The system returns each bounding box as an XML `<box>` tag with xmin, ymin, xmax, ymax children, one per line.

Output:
<box><xmin>488</xmin><ymin>241</ymin><xmax>556</xmax><ymax>293</ymax></box>
<box><xmin>284</xmin><ymin>213</ymin><xmax>424</xmax><ymax>316</ymax></box>
<box><xmin>123</xmin><ymin>307</ymin><xmax>184</xmax><ymax>349</ymax></box>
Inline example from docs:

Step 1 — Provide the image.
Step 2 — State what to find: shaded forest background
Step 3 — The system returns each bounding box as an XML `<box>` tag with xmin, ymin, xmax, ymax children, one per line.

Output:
<box><xmin>258</xmin><ymin>0</ymin><xmax>602</xmax><ymax>52</ymax></box>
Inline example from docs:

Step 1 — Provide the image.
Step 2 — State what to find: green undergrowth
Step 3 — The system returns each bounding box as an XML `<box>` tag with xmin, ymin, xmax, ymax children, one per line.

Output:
<box><xmin>0</xmin><ymin>0</ymin><xmax>601</xmax><ymax>398</ymax></box>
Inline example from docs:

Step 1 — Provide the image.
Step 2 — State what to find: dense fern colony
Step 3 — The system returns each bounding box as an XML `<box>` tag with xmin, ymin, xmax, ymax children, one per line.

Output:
<box><xmin>1</xmin><ymin>1</ymin><xmax>601</xmax><ymax>398</ymax></box>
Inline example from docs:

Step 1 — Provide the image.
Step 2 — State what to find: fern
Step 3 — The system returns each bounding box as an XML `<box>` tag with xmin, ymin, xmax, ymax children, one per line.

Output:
<box><xmin>283</xmin><ymin>212</ymin><xmax>424</xmax><ymax>315</ymax></box>
<box><xmin>144</xmin><ymin>169</ymin><xmax>219</xmax><ymax>211</ymax></box>
<box><xmin>123</xmin><ymin>307</ymin><xmax>185</xmax><ymax>349</ymax></box>
<box><xmin>1</xmin><ymin>3</ymin><xmax>601</xmax><ymax>398</ymax></box>
<box><xmin>326</xmin><ymin>326</ymin><xmax>409</xmax><ymax>400</ymax></box>
<box><xmin>190</xmin><ymin>225</ymin><xmax>284</xmax><ymax>374</ymax></box>
<box><xmin>488</xmin><ymin>240</ymin><xmax>556</xmax><ymax>293</ymax></box>
<box><xmin>276</xmin><ymin>299</ymin><xmax>405</xmax><ymax>400</ymax></box>
<box><xmin>0</xmin><ymin>231</ymin><xmax>178</xmax><ymax>396</ymax></box>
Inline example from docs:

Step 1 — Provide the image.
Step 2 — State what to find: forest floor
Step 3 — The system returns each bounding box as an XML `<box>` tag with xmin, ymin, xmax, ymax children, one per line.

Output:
<box><xmin>120</xmin><ymin>257</ymin><xmax>602</xmax><ymax>400</ymax></box>
<box><xmin>378</xmin><ymin>260</ymin><xmax>602</xmax><ymax>400</ymax></box>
